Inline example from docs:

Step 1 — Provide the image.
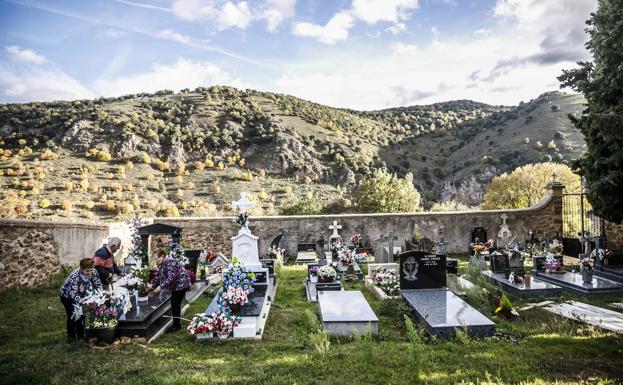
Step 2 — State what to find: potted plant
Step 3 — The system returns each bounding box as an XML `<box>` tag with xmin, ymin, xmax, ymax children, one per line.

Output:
<box><xmin>317</xmin><ymin>265</ymin><xmax>337</xmax><ymax>283</ymax></box>
<box><xmin>187</xmin><ymin>313</ymin><xmax>216</xmax><ymax>339</ymax></box>
<box><xmin>547</xmin><ymin>240</ymin><xmax>563</xmax><ymax>256</ymax></box>
<box><xmin>221</xmin><ymin>286</ymin><xmax>249</xmax><ymax>312</ymax></box>
<box><xmin>309</xmin><ymin>266</ymin><xmax>319</xmax><ymax>283</ymax></box>
<box><xmin>544</xmin><ymin>257</ymin><xmax>563</xmax><ymax>273</ymax></box>
<box><xmin>337</xmin><ymin>247</ymin><xmax>354</xmax><ymax>271</ymax></box>
<box><xmin>373</xmin><ymin>268</ymin><xmax>399</xmax><ymax>296</ymax></box>
<box><xmin>83</xmin><ymin>289</ymin><xmax>129</xmax><ymax>344</ymax></box>
<box><xmin>494</xmin><ymin>292</ymin><xmax>518</xmax><ymax>321</ymax></box>
<box><xmin>579</xmin><ymin>257</ymin><xmax>594</xmax><ymax>284</ymax></box>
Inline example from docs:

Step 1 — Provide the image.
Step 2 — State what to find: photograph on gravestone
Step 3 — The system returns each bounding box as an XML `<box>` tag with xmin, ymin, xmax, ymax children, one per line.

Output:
<box><xmin>399</xmin><ymin>251</ymin><xmax>446</xmax><ymax>290</ymax></box>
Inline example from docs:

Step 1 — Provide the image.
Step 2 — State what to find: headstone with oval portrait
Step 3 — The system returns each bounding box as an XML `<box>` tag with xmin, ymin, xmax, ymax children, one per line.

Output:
<box><xmin>399</xmin><ymin>250</ymin><xmax>446</xmax><ymax>290</ymax></box>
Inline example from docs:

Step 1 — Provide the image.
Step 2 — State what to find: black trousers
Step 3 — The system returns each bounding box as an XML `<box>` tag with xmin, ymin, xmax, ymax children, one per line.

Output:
<box><xmin>60</xmin><ymin>296</ymin><xmax>84</xmax><ymax>341</ymax></box>
<box><xmin>170</xmin><ymin>289</ymin><xmax>187</xmax><ymax>328</ymax></box>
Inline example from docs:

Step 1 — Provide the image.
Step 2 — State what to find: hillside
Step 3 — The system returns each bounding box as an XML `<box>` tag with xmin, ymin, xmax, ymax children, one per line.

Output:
<box><xmin>0</xmin><ymin>86</ymin><xmax>586</xmax><ymax>221</ymax></box>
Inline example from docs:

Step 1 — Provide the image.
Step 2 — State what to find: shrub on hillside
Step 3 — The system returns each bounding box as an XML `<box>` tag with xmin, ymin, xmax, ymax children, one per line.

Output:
<box><xmin>354</xmin><ymin>170</ymin><xmax>421</xmax><ymax>213</ymax></box>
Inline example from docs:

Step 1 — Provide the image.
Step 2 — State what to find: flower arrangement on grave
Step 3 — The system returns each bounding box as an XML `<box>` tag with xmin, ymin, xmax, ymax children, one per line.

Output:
<box><xmin>547</xmin><ymin>240</ymin><xmax>563</xmax><ymax>256</ymax></box>
<box><xmin>597</xmin><ymin>248</ymin><xmax>614</xmax><ymax>261</ymax></box>
<box><xmin>187</xmin><ymin>313</ymin><xmax>216</xmax><ymax>337</ymax></box>
<box><xmin>579</xmin><ymin>257</ymin><xmax>594</xmax><ymax>272</ymax></box>
<box><xmin>220</xmin><ymin>286</ymin><xmax>249</xmax><ymax>311</ymax></box>
<box><xmin>126</xmin><ymin>220</ymin><xmax>147</xmax><ymax>265</ymax></box>
<box><xmin>354</xmin><ymin>252</ymin><xmax>373</xmax><ymax>264</ymax></box>
<box><xmin>82</xmin><ymin>288</ymin><xmax>131</xmax><ymax>328</ymax></box>
<box><xmin>373</xmin><ymin>268</ymin><xmax>399</xmax><ymax>296</ymax></box>
<box><xmin>337</xmin><ymin>247</ymin><xmax>355</xmax><ymax>266</ymax></box>
<box><xmin>317</xmin><ymin>265</ymin><xmax>337</xmax><ymax>282</ymax></box>
<box><xmin>213</xmin><ymin>311</ymin><xmax>238</xmax><ymax>338</ymax></box>
<box><xmin>166</xmin><ymin>241</ymin><xmax>189</xmax><ymax>266</ymax></box>
<box><xmin>234</xmin><ymin>212</ymin><xmax>249</xmax><ymax>229</ymax></box>
<box><xmin>494</xmin><ymin>292</ymin><xmax>518</xmax><ymax>321</ymax></box>
<box><xmin>472</xmin><ymin>243</ymin><xmax>487</xmax><ymax>255</ymax></box>
<box><xmin>267</xmin><ymin>246</ymin><xmax>285</xmax><ymax>260</ymax></box>
<box><xmin>351</xmin><ymin>233</ymin><xmax>362</xmax><ymax>246</ymax></box>
<box><xmin>309</xmin><ymin>266</ymin><xmax>319</xmax><ymax>276</ymax></box>
<box><xmin>484</xmin><ymin>239</ymin><xmax>494</xmax><ymax>250</ymax></box>
<box><xmin>223</xmin><ymin>258</ymin><xmax>256</xmax><ymax>293</ymax></box>
<box><xmin>544</xmin><ymin>255</ymin><xmax>562</xmax><ymax>272</ymax></box>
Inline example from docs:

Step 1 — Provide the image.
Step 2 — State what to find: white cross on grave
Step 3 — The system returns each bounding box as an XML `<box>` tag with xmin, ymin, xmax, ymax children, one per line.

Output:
<box><xmin>232</xmin><ymin>192</ymin><xmax>256</xmax><ymax>214</ymax></box>
<box><xmin>329</xmin><ymin>220</ymin><xmax>342</xmax><ymax>237</ymax></box>
<box><xmin>501</xmin><ymin>213</ymin><xmax>508</xmax><ymax>226</ymax></box>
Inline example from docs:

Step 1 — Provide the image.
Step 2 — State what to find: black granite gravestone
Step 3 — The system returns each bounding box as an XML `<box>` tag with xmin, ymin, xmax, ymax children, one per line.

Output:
<box><xmin>471</xmin><ymin>227</ymin><xmax>487</xmax><ymax>243</ymax></box>
<box><xmin>184</xmin><ymin>249</ymin><xmax>202</xmax><ymax>272</ymax></box>
<box><xmin>532</xmin><ymin>255</ymin><xmax>564</xmax><ymax>271</ymax></box>
<box><xmin>507</xmin><ymin>252</ymin><xmax>525</xmax><ymax>277</ymax></box>
<box><xmin>489</xmin><ymin>252</ymin><xmax>508</xmax><ymax>273</ymax></box>
<box><xmin>399</xmin><ymin>251</ymin><xmax>446</xmax><ymax>290</ymax></box>
<box><xmin>260</xmin><ymin>259</ymin><xmax>275</xmax><ymax>275</ymax></box>
<box><xmin>446</xmin><ymin>259</ymin><xmax>458</xmax><ymax>274</ymax></box>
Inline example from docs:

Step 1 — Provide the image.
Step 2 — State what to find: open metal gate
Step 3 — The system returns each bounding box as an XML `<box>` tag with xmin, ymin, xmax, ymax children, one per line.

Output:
<box><xmin>562</xmin><ymin>192</ymin><xmax>604</xmax><ymax>256</ymax></box>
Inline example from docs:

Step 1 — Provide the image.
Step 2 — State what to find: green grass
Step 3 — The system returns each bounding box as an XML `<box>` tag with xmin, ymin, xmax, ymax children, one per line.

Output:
<box><xmin>1</xmin><ymin>264</ymin><xmax>622</xmax><ymax>385</ymax></box>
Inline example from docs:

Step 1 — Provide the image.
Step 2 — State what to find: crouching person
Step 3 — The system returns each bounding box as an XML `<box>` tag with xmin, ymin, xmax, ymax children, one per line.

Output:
<box><xmin>59</xmin><ymin>258</ymin><xmax>103</xmax><ymax>343</ymax></box>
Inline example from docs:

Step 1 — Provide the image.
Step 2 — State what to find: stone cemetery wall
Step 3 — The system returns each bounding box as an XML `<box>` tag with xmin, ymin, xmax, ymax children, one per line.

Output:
<box><xmin>161</xmin><ymin>183</ymin><xmax>565</xmax><ymax>257</ymax></box>
<box><xmin>0</xmin><ymin>219</ymin><xmax>109</xmax><ymax>292</ymax></box>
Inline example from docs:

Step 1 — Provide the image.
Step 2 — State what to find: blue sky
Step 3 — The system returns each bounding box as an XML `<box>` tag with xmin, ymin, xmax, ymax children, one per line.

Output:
<box><xmin>0</xmin><ymin>0</ymin><xmax>596</xmax><ymax>109</ymax></box>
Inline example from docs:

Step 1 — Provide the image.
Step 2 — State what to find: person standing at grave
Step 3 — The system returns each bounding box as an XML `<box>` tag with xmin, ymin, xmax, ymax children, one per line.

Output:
<box><xmin>93</xmin><ymin>237</ymin><xmax>123</xmax><ymax>288</ymax></box>
<box><xmin>152</xmin><ymin>249</ymin><xmax>191</xmax><ymax>332</ymax></box>
<box><xmin>59</xmin><ymin>258</ymin><xmax>103</xmax><ymax>343</ymax></box>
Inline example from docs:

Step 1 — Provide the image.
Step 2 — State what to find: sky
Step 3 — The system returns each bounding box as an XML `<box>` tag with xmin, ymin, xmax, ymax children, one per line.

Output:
<box><xmin>0</xmin><ymin>0</ymin><xmax>596</xmax><ymax>110</ymax></box>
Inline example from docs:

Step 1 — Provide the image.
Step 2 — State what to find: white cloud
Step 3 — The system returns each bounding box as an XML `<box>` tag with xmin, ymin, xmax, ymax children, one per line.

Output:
<box><xmin>351</xmin><ymin>0</ymin><xmax>418</xmax><ymax>25</ymax></box>
<box><xmin>157</xmin><ymin>29</ymin><xmax>193</xmax><ymax>44</ymax></box>
<box><xmin>473</xmin><ymin>28</ymin><xmax>490</xmax><ymax>35</ymax></box>
<box><xmin>5</xmin><ymin>46</ymin><xmax>46</xmax><ymax>65</ymax></box>
<box><xmin>385</xmin><ymin>22</ymin><xmax>407</xmax><ymax>35</ymax></box>
<box><xmin>94</xmin><ymin>58</ymin><xmax>245</xmax><ymax>96</ymax></box>
<box><xmin>292</xmin><ymin>11</ymin><xmax>354</xmax><ymax>45</ymax></box>
<box><xmin>261</xmin><ymin>0</ymin><xmax>296</xmax><ymax>32</ymax></box>
<box><xmin>0</xmin><ymin>67</ymin><xmax>94</xmax><ymax>102</ymax></box>
<box><xmin>101</xmin><ymin>29</ymin><xmax>127</xmax><ymax>39</ymax></box>
<box><xmin>391</xmin><ymin>42</ymin><xmax>417</xmax><ymax>54</ymax></box>
<box><xmin>217</xmin><ymin>1</ymin><xmax>253</xmax><ymax>30</ymax></box>
<box><xmin>171</xmin><ymin>0</ymin><xmax>215</xmax><ymax>21</ymax></box>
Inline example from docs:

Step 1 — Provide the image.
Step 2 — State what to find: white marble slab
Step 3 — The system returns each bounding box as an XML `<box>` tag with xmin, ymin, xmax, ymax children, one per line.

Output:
<box><xmin>318</xmin><ymin>291</ymin><xmax>378</xmax><ymax>322</ymax></box>
<box><xmin>296</xmin><ymin>251</ymin><xmax>317</xmax><ymax>263</ymax></box>
<box><xmin>545</xmin><ymin>301</ymin><xmax>623</xmax><ymax>334</ymax></box>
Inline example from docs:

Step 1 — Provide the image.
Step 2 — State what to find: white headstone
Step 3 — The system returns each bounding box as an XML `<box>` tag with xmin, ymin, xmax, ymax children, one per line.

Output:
<box><xmin>329</xmin><ymin>220</ymin><xmax>342</xmax><ymax>237</ymax></box>
<box><xmin>231</xmin><ymin>192</ymin><xmax>261</xmax><ymax>269</ymax></box>
<box><xmin>497</xmin><ymin>213</ymin><xmax>512</xmax><ymax>246</ymax></box>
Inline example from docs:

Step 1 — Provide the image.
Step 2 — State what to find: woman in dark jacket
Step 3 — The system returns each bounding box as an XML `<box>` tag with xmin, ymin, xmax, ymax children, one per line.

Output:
<box><xmin>59</xmin><ymin>258</ymin><xmax>103</xmax><ymax>342</ymax></box>
<box><xmin>152</xmin><ymin>250</ymin><xmax>191</xmax><ymax>332</ymax></box>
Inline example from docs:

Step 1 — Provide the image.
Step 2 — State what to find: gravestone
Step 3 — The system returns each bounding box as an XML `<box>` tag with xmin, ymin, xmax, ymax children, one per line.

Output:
<box><xmin>497</xmin><ymin>214</ymin><xmax>512</xmax><ymax>248</ymax></box>
<box><xmin>318</xmin><ymin>291</ymin><xmax>379</xmax><ymax>336</ymax></box>
<box><xmin>296</xmin><ymin>243</ymin><xmax>318</xmax><ymax>264</ymax></box>
<box><xmin>489</xmin><ymin>251</ymin><xmax>508</xmax><ymax>273</ymax></box>
<box><xmin>270</xmin><ymin>233</ymin><xmax>289</xmax><ymax>263</ymax></box>
<box><xmin>507</xmin><ymin>251</ymin><xmax>525</xmax><ymax>278</ymax></box>
<box><xmin>374</xmin><ymin>234</ymin><xmax>389</xmax><ymax>263</ymax></box>
<box><xmin>471</xmin><ymin>227</ymin><xmax>487</xmax><ymax>244</ymax></box>
<box><xmin>399</xmin><ymin>251</ymin><xmax>446</xmax><ymax>290</ymax></box>
<box><xmin>231</xmin><ymin>192</ymin><xmax>261</xmax><ymax>270</ymax></box>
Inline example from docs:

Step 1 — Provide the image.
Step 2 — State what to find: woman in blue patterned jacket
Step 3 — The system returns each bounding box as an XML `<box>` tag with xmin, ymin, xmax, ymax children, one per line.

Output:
<box><xmin>59</xmin><ymin>258</ymin><xmax>103</xmax><ymax>342</ymax></box>
<box><xmin>152</xmin><ymin>250</ymin><xmax>191</xmax><ymax>332</ymax></box>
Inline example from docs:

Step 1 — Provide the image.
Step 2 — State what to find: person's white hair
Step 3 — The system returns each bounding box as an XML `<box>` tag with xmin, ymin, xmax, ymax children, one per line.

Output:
<box><xmin>107</xmin><ymin>236</ymin><xmax>122</xmax><ymax>248</ymax></box>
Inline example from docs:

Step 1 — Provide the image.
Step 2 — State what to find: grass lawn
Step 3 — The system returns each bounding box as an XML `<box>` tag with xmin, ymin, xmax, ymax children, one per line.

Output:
<box><xmin>1</xmin><ymin>260</ymin><xmax>622</xmax><ymax>385</ymax></box>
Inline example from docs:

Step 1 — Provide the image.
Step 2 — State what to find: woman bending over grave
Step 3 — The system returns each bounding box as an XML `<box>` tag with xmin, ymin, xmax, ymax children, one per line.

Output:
<box><xmin>59</xmin><ymin>258</ymin><xmax>103</xmax><ymax>343</ymax></box>
<box><xmin>152</xmin><ymin>250</ymin><xmax>191</xmax><ymax>332</ymax></box>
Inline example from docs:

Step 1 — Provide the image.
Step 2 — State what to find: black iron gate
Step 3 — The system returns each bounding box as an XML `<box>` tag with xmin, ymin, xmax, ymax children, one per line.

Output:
<box><xmin>562</xmin><ymin>192</ymin><xmax>604</xmax><ymax>256</ymax></box>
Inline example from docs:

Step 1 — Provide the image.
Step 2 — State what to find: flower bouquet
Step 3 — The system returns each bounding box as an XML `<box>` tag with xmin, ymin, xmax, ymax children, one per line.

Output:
<box><xmin>234</xmin><ymin>212</ymin><xmax>249</xmax><ymax>228</ymax></box>
<box><xmin>337</xmin><ymin>247</ymin><xmax>355</xmax><ymax>268</ymax></box>
<box><xmin>187</xmin><ymin>313</ymin><xmax>217</xmax><ymax>338</ymax></box>
<box><xmin>267</xmin><ymin>246</ymin><xmax>285</xmax><ymax>262</ymax></box>
<box><xmin>213</xmin><ymin>311</ymin><xmax>239</xmax><ymax>338</ymax></box>
<box><xmin>351</xmin><ymin>233</ymin><xmax>362</xmax><ymax>247</ymax></box>
<box><xmin>495</xmin><ymin>292</ymin><xmax>518</xmax><ymax>321</ymax></box>
<box><xmin>317</xmin><ymin>265</ymin><xmax>337</xmax><ymax>283</ymax></box>
<box><xmin>82</xmin><ymin>288</ymin><xmax>130</xmax><ymax>343</ymax></box>
<box><xmin>547</xmin><ymin>240</ymin><xmax>563</xmax><ymax>256</ymax></box>
<box><xmin>223</xmin><ymin>258</ymin><xmax>256</xmax><ymax>293</ymax></box>
<box><xmin>373</xmin><ymin>268</ymin><xmax>399</xmax><ymax>296</ymax></box>
<box><xmin>472</xmin><ymin>243</ymin><xmax>487</xmax><ymax>255</ymax></box>
<box><xmin>220</xmin><ymin>286</ymin><xmax>249</xmax><ymax>312</ymax></box>
<box><xmin>544</xmin><ymin>255</ymin><xmax>563</xmax><ymax>273</ymax></box>
<box><xmin>309</xmin><ymin>266</ymin><xmax>319</xmax><ymax>283</ymax></box>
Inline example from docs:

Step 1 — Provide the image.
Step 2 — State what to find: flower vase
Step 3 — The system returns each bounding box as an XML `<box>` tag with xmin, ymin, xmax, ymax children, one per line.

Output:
<box><xmin>581</xmin><ymin>270</ymin><xmax>593</xmax><ymax>284</ymax></box>
<box><xmin>217</xmin><ymin>332</ymin><xmax>230</xmax><ymax>339</ymax></box>
<box><xmin>310</xmin><ymin>275</ymin><xmax>318</xmax><ymax>283</ymax></box>
<box><xmin>90</xmin><ymin>325</ymin><xmax>117</xmax><ymax>344</ymax></box>
<box><xmin>319</xmin><ymin>277</ymin><xmax>332</xmax><ymax>283</ymax></box>
<box><xmin>337</xmin><ymin>262</ymin><xmax>348</xmax><ymax>272</ymax></box>
<box><xmin>229</xmin><ymin>303</ymin><xmax>241</xmax><ymax>312</ymax></box>
<box><xmin>197</xmin><ymin>331</ymin><xmax>213</xmax><ymax>340</ymax></box>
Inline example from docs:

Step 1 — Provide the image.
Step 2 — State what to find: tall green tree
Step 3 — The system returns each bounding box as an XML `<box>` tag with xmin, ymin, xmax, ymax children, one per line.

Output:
<box><xmin>558</xmin><ymin>1</ymin><xmax>623</xmax><ymax>223</ymax></box>
<box><xmin>355</xmin><ymin>170</ymin><xmax>420</xmax><ymax>213</ymax></box>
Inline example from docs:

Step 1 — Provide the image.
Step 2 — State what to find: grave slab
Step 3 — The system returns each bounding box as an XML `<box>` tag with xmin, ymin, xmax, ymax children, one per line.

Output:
<box><xmin>545</xmin><ymin>301</ymin><xmax>623</xmax><ymax>334</ymax></box>
<box><xmin>402</xmin><ymin>289</ymin><xmax>494</xmax><ymax>338</ymax></box>
<box><xmin>482</xmin><ymin>271</ymin><xmax>562</xmax><ymax>298</ymax></box>
<box><xmin>534</xmin><ymin>271</ymin><xmax>623</xmax><ymax>297</ymax></box>
<box><xmin>318</xmin><ymin>291</ymin><xmax>379</xmax><ymax>336</ymax></box>
<box><xmin>595</xmin><ymin>266</ymin><xmax>623</xmax><ymax>283</ymax></box>
<box><xmin>304</xmin><ymin>278</ymin><xmax>342</xmax><ymax>302</ymax></box>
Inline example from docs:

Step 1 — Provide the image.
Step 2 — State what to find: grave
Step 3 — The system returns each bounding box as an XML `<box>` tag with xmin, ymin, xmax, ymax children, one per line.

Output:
<box><xmin>399</xmin><ymin>250</ymin><xmax>494</xmax><ymax>338</ymax></box>
<box><xmin>304</xmin><ymin>263</ymin><xmax>342</xmax><ymax>302</ymax></box>
<box><xmin>317</xmin><ymin>291</ymin><xmax>379</xmax><ymax>336</ymax></box>
<box><xmin>470</xmin><ymin>227</ymin><xmax>487</xmax><ymax>254</ymax></box>
<box><xmin>270</xmin><ymin>233</ymin><xmax>290</xmax><ymax>264</ymax></box>
<box><xmin>593</xmin><ymin>238</ymin><xmax>623</xmax><ymax>283</ymax></box>
<box><xmin>364</xmin><ymin>263</ymin><xmax>400</xmax><ymax>300</ymax></box>
<box><xmin>296</xmin><ymin>243</ymin><xmax>318</xmax><ymax>265</ymax></box>
<box><xmin>202</xmin><ymin>192</ymin><xmax>275</xmax><ymax>339</ymax></box>
<box><xmin>532</xmin><ymin>255</ymin><xmax>623</xmax><ymax>297</ymax></box>
<box><xmin>496</xmin><ymin>213</ymin><xmax>513</xmax><ymax>248</ymax></box>
<box><xmin>544</xmin><ymin>301</ymin><xmax>623</xmax><ymax>334</ymax></box>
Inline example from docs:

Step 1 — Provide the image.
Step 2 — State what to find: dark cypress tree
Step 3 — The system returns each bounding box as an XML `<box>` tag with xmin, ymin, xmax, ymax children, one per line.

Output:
<box><xmin>558</xmin><ymin>0</ymin><xmax>623</xmax><ymax>223</ymax></box>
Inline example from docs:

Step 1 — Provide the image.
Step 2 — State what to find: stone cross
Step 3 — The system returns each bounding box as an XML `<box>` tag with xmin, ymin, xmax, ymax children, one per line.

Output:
<box><xmin>374</xmin><ymin>234</ymin><xmax>389</xmax><ymax>262</ymax></box>
<box><xmin>232</xmin><ymin>192</ymin><xmax>256</xmax><ymax>214</ymax></box>
<box><xmin>329</xmin><ymin>220</ymin><xmax>342</xmax><ymax>237</ymax></box>
<box><xmin>435</xmin><ymin>238</ymin><xmax>448</xmax><ymax>254</ymax></box>
<box><xmin>501</xmin><ymin>213</ymin><xmax>508</xmax><ymax>225</ymax></box>
<box><xmin>387</xmin><ymin>236</ymin><xmax>394</xmax><ymax>263</ymax></box>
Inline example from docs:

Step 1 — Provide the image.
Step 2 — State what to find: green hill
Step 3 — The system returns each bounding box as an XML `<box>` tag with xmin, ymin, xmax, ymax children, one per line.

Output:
<box><xmin>0</xmin><ymin>86</ymin><xmax>586</xmax><ymax>220</ymax></box>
